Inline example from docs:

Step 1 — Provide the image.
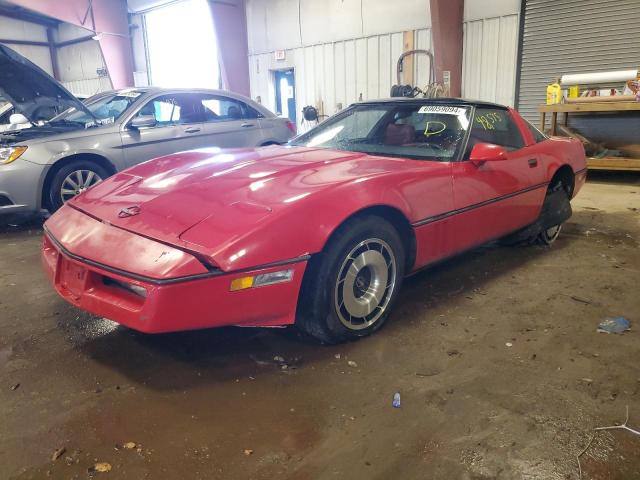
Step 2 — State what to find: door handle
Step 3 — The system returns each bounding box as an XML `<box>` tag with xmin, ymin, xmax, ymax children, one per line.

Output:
<box><xmin>184</xmin><ymin>127</ymin><xmax>201</xmax><ymax>134</ymax></box>
<box><xmin>240</xmin><ymin>123</ymin><xmax>254</xmax><ymax>128</ymax></box>
<box><xmin>528</xmin><ymin>158</ymin><xmax>538</xmax><ymax>168</ymax></box>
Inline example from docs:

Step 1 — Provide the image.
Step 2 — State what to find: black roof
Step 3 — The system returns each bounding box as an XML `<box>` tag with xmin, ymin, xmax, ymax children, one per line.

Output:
<box><xmin>357</xmin><ymin>97</ymin><xmax>508</xmax><ymax>109</ymax></box>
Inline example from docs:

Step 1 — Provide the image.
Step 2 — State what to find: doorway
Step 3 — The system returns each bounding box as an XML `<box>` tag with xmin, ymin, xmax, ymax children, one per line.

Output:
<box><xmin>274</xmin><ymin>69</ymin><xmax>296</xmax><ymax>124</ymax></box>
<box><xmin>145</xmin><ymin>0</ymin><xmax>219</xmax><ymax>89</ymax></box>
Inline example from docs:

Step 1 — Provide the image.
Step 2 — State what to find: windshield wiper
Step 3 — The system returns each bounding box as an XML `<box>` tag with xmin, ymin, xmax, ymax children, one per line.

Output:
<box><xmin>49</xmin><ymin>119</ymin><xmax>93</xmax><ymax>128</ymax></box>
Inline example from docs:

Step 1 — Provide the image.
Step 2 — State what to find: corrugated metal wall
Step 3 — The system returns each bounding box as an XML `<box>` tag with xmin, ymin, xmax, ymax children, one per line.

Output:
<box><xmin>0</xmin><ymin>18</ymin><xmax>112</xmax><ymax>98</ymax></box>
<box><xmin>249</xmin><ymin>29</ymin><xmax>431</xmax><ymax>130</ymax></box>
<box><xmin>56</xmin><ymin>24</ymin><xmax>113</xmax><ymax>97</ymax></box>
<box><xmin>0</xmin><ymin>16</ymin><xmax>53</xmax><ymax>75</ymax></box>
<box><xmin>462</xmin><ymin>14</ymin><xmax>520</xmax><ymax>107</ymax></box>
<box><xmin>517</xmin><ymin>0</ymin><xmax>640</xmax><ymax>126</ymax></box>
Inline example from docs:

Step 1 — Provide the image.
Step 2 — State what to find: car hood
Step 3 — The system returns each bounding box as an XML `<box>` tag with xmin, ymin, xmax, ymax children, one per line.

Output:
<box><xmin>0</xmin><ymin>123</ymin><xmax>88</xmax><ymax>144</ymax></box>
<box><xmin>69</xmin><ymin>146</ymin><xmax>421</xmax><ymax>269</ymax></box>
<box><xmin>0</xmin><ymin>43</ymin><xmax>92</xmax><ymax>123</ymax></box>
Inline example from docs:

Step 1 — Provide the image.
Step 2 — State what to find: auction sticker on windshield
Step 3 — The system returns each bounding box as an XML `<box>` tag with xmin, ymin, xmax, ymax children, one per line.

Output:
<box><xmin>119</xmin><ymin>90</ymin><xmax>142</xmax><ymax>98</ymax></box>
<box><xmin>418</xmin><ymin>105</ymin><xmax>466</xmax><ymax>115</ymax></box>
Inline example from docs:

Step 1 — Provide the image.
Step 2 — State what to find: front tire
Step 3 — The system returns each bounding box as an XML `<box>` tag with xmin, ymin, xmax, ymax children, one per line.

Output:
<box><xmin>48</xmin><ymin>160</ymin><xmax>108</xmax><ymax>212</ymax></box>
<box><xmin>296</xmin><ymin>216</ymin><xmax>405</xmax><ymax>344</ymax></box>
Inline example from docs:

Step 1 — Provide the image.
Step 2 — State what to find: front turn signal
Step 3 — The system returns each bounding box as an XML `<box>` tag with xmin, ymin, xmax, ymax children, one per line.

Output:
<box><xmin>0</xmin><ymin>146</ymin><xmax>28</xmax><ymax>165</ymax></box>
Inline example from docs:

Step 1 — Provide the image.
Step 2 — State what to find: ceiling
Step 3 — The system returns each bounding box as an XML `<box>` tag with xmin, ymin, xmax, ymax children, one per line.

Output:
<box><xmin>127</xmin><ymin>0</ymin><xmax>182</xmax><ymax>13</ymax></box>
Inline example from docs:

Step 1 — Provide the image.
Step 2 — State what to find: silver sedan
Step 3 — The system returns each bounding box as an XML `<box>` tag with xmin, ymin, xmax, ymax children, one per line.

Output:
<box><xmin>0</xmin><ymin>45</ymin><xmax>295</xmax><ymax>216</ymax></box>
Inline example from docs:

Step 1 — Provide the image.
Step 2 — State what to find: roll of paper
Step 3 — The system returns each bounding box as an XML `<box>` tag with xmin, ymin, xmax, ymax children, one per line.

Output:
<box><xmin>560</xmin><ymin>70</ymin><xmax>638</xmax><ymax>86</ymax></box>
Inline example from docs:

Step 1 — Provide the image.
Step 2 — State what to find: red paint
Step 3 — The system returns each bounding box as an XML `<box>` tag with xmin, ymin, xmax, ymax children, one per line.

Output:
<box><xmin>42</xmin><ymin>233</ymin><xmax>306</xmax><ymax>332</ymax></box>
<box><xmin>11</xmin><ymin>0</ymin><xmax>134</xmax><ymax>88</ymax></box>
<box><xmin>468</xmin><ymin>143</ymin><xmax>508</xmax><ymax>164</ymax></box>
<box><xmin>42</xmin><ymin>108</ymin><xmax>586</xmax><ymax>333</ymax></box>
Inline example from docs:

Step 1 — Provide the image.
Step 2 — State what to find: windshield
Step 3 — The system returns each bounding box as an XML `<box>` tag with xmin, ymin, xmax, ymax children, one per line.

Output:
<box><xmin>50</xmin><ymin>91</ymin><xmax>143</xmax><ymax>127</ymax></box>
<box><xmin>290</xmin><ymin>103</ymin><xmax>472</xmax><ymax>161</ymax></box>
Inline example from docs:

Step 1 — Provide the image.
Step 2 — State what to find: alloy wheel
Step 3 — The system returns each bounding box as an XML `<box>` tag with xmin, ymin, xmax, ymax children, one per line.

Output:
<box><xmin>334</xmin><ymin>238</ymin><xmax>397</xmax><ymax>330</ymax></box>
<box><xmin>60</xmin><ymin>169</ymin><xmax>102</xmax><ymax>203</ymax></box>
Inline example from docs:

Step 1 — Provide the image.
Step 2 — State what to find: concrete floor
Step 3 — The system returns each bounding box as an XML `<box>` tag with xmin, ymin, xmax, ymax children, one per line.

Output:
<box><xmin>1</xmin><ymin>173</ymin><xmax>639</xmax><ymax>480</ymax></box>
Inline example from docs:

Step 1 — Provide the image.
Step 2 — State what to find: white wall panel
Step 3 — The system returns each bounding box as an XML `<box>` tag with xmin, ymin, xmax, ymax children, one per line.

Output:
<box><xmin>366</xmin><ymin>36</ymin><xmax>379</xmax><ymax>99</ymax></box>
<box><xmin>389</xmin><ymin>32</ymin><xmax>404</xmax><ymax>87</ymax></box>
<box><xmin>248</xmin><ymin>28</ymin><xmax>432</xmax><ymax>130</ymax></box>
<box><xmin>57</xmin><ymin>40</ymin><xmax>112</xmax><ymax>96</ymax></box>
<box><xmin>0</xmin><ymin>17</ymin><xmax>52</xmax><ymax>75</ymax></box>
<box><xmin>355</xmin><ymin>38</ymin><xmax>367</xmax><ymax>101</ymax></box>
<box><xmin>414</xmin><ymin>28</ymin><xmax>432</xmax><ymax>87</ymax></box>
<box><xmin>462</xmin><ymin>14</ymin><xmax>519</xmax><ymax>106</ymax></box>
<box><xmin>55</xmin><ymin>23</ymin><xmax>93</xmax><ymax>43</ymax></box>
<box><xmin>0</xmin><ymin>16</ymin><xmax>48</xmax><ymax>42</ymax></box>
<box><xmin>362</xmin><ymin>0</ymin><xmax>430</xmax><ymax>36</ymax></box>
<box><xmin>61</xmin><ymin>78</ymin><xmax>112</xmax><ymax>97</ymax></box>
<box><xmin>9</xmin><ymin>44</ymin><xmax>53</xmax><ymax>76</ymax></box>
<box><xmin>247</xmin><ymin>0</ymin><xmax>430</xmax><ymax>54</ymax></box>
<box><xmin>344</xmin><ymin>40</ymin><xmax>357</xmax><ymax>106</ymax></box>
<box><xmin>464</xmin><ymin>0</ymin><xmax>520</xmax><ymax>21</ymax></box>
<box><xmin>300</xmin><ymin>0</ymin><xmax>362</xmax><ymax>46</ymax></box>
<box><xmin>334</xmin><ymin>41</ymin><xmax>346</xmax><ymax>109</ymax></box>
<box><xmin>378</xmin><ymin>34</ymin><xmax>392</xmax><ymax>99</ymax></box>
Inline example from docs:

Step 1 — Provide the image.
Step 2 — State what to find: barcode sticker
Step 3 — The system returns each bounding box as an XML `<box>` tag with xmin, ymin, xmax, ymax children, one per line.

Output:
<box><xmin>418</xmin><ymin>105</ymin><xmax>465</xmax><ymax>115</ymax></box>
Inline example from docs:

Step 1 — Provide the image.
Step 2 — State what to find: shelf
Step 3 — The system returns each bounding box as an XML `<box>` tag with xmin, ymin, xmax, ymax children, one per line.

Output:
<box><xmin>539</xmin><ymin>102</ymin><xmax>640</xmax><ymax>113</ymax></box>
<box><xmin>587</xmin><ymin>157</ymin><xmax>640</xmax><ymax>171</ymax></box>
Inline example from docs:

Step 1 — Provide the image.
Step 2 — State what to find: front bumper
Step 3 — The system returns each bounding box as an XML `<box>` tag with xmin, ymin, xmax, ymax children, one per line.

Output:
<box><xmin>41</xmin><ymin>231</ymin><xmax>307</xmax><ymax>334</ymax></box>
<box><xmin>0</xmin><ymin>158</ymin><xmax>45</xmax><ymax>215</ymax></box>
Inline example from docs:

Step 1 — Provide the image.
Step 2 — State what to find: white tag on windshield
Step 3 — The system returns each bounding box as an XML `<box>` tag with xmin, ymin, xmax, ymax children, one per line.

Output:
<box><xmin>418</xmin><ymin>105</ymin><xmax>465</xmax><ymax>115</ymax></box>
<box><xmin>119</xmin><ymin>91</ymin><xmax>141</xmax><ymax>98</ymax></box>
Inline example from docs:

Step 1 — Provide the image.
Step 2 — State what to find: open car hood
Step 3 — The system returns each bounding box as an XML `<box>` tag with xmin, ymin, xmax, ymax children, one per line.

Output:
<box><xmin>0</xmin><ymin>43</ymin><xmax>92</xmax><ymax>123</ymax></box>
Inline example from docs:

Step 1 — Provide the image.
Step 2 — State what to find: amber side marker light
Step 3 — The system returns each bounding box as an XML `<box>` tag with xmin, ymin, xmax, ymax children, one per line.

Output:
<box><xmin>230</xmin><ymin>269</ymin><xmax>294</xmax><ymax>291</ymax></box>
<box><xmin>0</xmin><ymin>146</ymin><xmax>28</xmax><ymax>165</ymax></box>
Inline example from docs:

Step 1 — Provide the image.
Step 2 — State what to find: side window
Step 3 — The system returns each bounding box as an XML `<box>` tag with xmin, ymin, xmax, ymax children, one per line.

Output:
<box><xmin>465</xmin><ymin>107</ymin><xmax>525</xmax><ymax>158</ymax></box>
<box><xmin>135</xmin><ymin>94</ymin><xmax>204</xmax><ymax>126</ymax></box>
<box><xmin>524</xmin><ymin>119</ymin><xmax>547</xmax><ymax>143</ymax></box>
<box><xmin>200</xmin><ymin>95</ymin><xmax>248</xmax><ymax>123</ymax></box>
<box><xmin>243</xmin><ymin>104</ymin><xmax>263</xmax><ymax>119</ymax></box>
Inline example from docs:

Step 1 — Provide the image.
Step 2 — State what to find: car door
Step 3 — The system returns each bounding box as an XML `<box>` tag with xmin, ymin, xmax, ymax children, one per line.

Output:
<box><xmin>197</xmin><ymin>94</ymin><xmax>265</xmax><ymax>148</ymax></box>
<box><xmin>449</xmin><ymin>107</ymin><xmax>543</xmax><ymax>251</ymax></box>
<box><xmin>120</xmin><ymin>93</ymin><xmax>205</xmax><ymax>168</ymax></box>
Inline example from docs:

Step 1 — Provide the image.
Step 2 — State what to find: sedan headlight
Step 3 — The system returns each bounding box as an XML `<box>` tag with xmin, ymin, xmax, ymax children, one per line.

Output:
<box><xmin>0</xmin><ymin>146</ymin><xmax>28</xmax><ymax>165</ymax></box>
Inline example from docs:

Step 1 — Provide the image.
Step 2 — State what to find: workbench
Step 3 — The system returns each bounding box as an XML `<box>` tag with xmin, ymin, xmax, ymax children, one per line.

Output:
<box><xmin>538</xmin><ymin>102</ymin><xmax>640</xmax><ymax>171</ymax></box>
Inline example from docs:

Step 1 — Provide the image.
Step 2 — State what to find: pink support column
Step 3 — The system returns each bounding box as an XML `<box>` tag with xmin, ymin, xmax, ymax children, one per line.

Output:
<box><xmin>209</xmin><ymin>0</ymin><xmax>250</xmax><ymax>97</ymax></box>
<box><xmin>7</xmin><ymin>0</ymin><xmax>134</xmax><ymax>88</ymax></box>
<box><xmin>429</xmin><ymin>0</ymin><xmax>463</xmax><ymax>97</ymax></box>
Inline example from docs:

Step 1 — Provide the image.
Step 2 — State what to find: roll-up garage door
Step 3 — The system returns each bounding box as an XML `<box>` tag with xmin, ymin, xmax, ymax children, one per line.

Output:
<box><xmin>516</xmin><ymin>0</ymin><xmax>640</xmax><ymax>132</ymax></box>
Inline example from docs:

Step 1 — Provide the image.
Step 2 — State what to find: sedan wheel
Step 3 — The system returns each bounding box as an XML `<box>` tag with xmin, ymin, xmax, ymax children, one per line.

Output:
<box><xmin>60</xmin><ymin>169</ymin><xmax>103</xmax><ymax>203</ymax></box>
<box><xmin>334</xmin><ymin>238</ymin><xmax>397</xmax><ymax>330</ymax></box>
<box><xmin>48</xmin><ymin>160</ymin><xmax>110</xmax><ymax>213</ymax></box>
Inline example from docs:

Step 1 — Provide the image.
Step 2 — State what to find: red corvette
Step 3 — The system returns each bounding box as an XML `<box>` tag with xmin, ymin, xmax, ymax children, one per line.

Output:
<box><xmin>42</xmin><ymin>99</ymin><xmax>586</xmax><ymax>343</ymax></box>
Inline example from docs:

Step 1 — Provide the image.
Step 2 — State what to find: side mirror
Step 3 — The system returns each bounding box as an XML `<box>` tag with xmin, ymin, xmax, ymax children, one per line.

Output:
<box><xmin>9</xmin><ymin>113</ymin><xmax>29</xmax><ymax>125</ymax></box>
<box><xmin>129</xmin><ymin>115</ymin><xmax>157</xmax><ymax>129</ymax></box>
<box><xmin>469</xmin><ymin>142</ymin><xmax>508</xmax><ymax>165</ymax></box>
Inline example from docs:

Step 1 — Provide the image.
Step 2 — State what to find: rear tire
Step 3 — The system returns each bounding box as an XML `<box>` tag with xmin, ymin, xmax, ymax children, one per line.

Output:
<box><xmin>535</xmin><ymin>224</ymin><xmax>562</xmax><ymax>245</ymax></box>
<box><xmin>296</xmin><ymin>216</ymin><xmax>405</xmax><ymax>344</ymax></box>
<box><xmin>500</xmin><ymin>181</ymin><xmax>570</xmax><ymax>246</ymax></box>
<box><xmin>48</xmin><ymin>160</ymin><xmax>109</xmax><ymax>212</ymax></box>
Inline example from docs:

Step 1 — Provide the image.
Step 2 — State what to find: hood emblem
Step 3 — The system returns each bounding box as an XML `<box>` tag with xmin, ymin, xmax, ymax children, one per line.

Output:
<box><xmin>118</xmin><ymin>206</ymin><xmax>141</xmax><ymax>218</ymax></box>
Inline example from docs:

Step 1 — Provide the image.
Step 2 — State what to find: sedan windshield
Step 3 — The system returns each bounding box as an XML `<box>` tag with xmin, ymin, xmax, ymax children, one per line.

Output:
<box><xmin>290</xmin><ymin>103</ymin><xmax>471</xmax><ymax>161</ymax></box>
<box><xmin>50</xmin><ymin>91</ymin><xmax>144</xmax><ymax>128</ymax></box>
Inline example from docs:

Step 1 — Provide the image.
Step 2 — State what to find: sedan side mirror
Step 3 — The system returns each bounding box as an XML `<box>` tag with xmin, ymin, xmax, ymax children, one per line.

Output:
<box><xmin>129</xmin><ymin>115</ymin><xmax>157</xmax><ymax>130</ymax></box>
<box><xmin>9</xmin><ymin>113</ymin><xmax>29</xmax><ymax>125</ymax></box>
<box><xmin>469</xmin><ymin>142</ymin><xmax>508</xmax><ymax>165</ymax></box>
